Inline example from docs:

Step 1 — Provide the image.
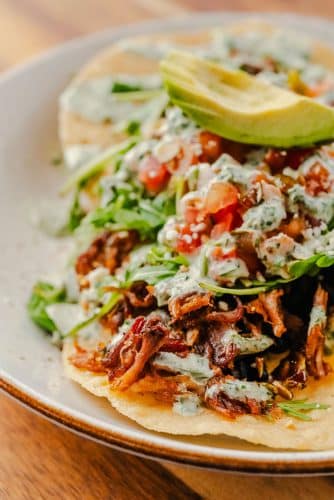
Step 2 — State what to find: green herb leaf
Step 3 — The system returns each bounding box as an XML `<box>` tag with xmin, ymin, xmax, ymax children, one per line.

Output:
<box><xmin>289</xmin><ymin>253</ymin><xmax>334</xmax><ymax>278</ymax></box>
<box><xmin>125</xmin><ymin>265</ymin><xmax>176</xmax><ymax>286</ymax></box>
<box><xmin>277</xmin><ymin>399</ymin><xmax>330</xmax><ymax>421</ymax></box>
<box><xmin>111</xmin><ymin>82</ymin><xmax>142</xmax><ymax>93</ymax></box>
<box><xmin>87</xmin><ymin>196</ymin><xmax>171</xmax><ymax>239</ymax></box>
<box><xmin>68</xmin><ymin>190</ymin><xmax>85</xmax><ymax>232</ymax></box>
<box><xmin>27</xmin><ymin>281</ymin><xmax>66</xmax><ymax>333</ymax></box>
<box><xmin>147</xmin><ymin>245</ymin><xmax>188</xmax><ymax>269</ymax></box>
<box><xmin>66</xmin><ymin>291</ymin><xmax>122</xmax><ymax>337</ymax></box>
<box><xmin>199</xmin><ymin>278</ymin><xmax>269</xmax><ymax>296</ymax></box>
<box><xmin>126</xmin><ymin>120</ymin><xmax>141</xmax><ymax>135</ymax></box>
<box><xmin>60</xmin><ymin>138</ymin><xmax>138</xmax><ymax>195</ymax></box>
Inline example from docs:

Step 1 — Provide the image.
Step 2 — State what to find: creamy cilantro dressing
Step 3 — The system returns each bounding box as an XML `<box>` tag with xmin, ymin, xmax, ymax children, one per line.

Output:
<box><xmin>207</xmin><ymin>257</ymin><xmax>249</xmax><ymax>284</ymax></box>
<box><xmin>205</xmin><ymin>379</ymin><xmax>274</xmax><ymax>402</ymax></box>
<box><xmin>257</xmin><ymin>233</ymin><xmax>297</xmax><ymax>277</ymax></box>
<box><xmin>60</xmin><ymin>74</ymin><xmax>161</xmax><ymax>123</ymax></box>
<box><xmin>288</xmin><ymin>184</ymin><xmax>334</xmax><ymax>224</ymax></box>
<box><xmin>173</xmin><ymin>393</ymin><xmax>202</xmax><ymax>416</ymax></box>
<box><xmin>79</xmin><ymin>267</ymin><xmax>112</xmax><ymax>310</ymax></box>
<box><xmin>64</xmin><ymin>144</ymin><xmax>102</xmax><ymax>170</ymax></box>
<box><xmin>45</xmin><ymin>302</ymin><xmax>101</xmax><ymax>339</ymax></box>
<box><xmin>153</xmin><ymin>271</ymin><xmax>202</xmax><ymax>306</ymax></box>
<box><xmin>221</xmin><ymin>328</ymin><xmax>274</xmax><ymax>355</ymax></box>
<box><xmin>241</xmin><ymin>197</ymin><xmax>286</xmax><ymax>232</ymax></box>
<box><xmin>214</xmin><ymin>154</ymin><xmax>256</xmax><ymax>186</ymax></box>
<box><xmin>152</xmin><ymin>352</ymin><xmax>214</xmax><ymax>383</ymax></box>
<box><xmin>219</xmin><ymin>30</ymin><xmax>311</xmax><ymax>70</ymax></box>
<box><xmin>309</xmin><ymin>305</ymin><xmax>327</xmax><ymax>328</ymax></box>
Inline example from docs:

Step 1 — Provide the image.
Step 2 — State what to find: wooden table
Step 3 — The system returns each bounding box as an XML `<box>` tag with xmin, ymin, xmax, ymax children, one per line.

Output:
<box><xmin>1</xmin><ymin>1</ymin><xmax>334</xmax><ymax>498</ymax></box>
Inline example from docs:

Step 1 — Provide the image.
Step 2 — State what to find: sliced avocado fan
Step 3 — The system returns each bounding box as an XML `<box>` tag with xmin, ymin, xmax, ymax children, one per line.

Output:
<box><xmin>160</xmin><ymin>51</ymin><xmax>334</xmax><ymax>147</ymax></box>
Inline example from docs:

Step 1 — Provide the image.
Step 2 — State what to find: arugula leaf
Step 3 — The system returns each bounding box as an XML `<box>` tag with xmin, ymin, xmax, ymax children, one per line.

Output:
<box><xmin>66</xmin><ymin>291</ymin><xmax>122</xmax><ymax>337</ymax></box>
<box><xmin>147</xmin><ymin>245</ymin><xmax>188</xmax><ymax>268</ymax></box>
<box><xmin>125</xmin><ymin>265</ymin><xmax>176</xmax><ymax>286</ymax></box>
<box><xmin>60</xmin><ymin>138</ymin><xmax>138</xmax><ymax>195</ymax></box>
<box><xmin>87</xmin><ymin>196</ymin><xmax>172</xmax><ymax>239</ymax></box>
<box><xmin>68</xmin><ymin>190</ymin><xmax>85</xmax><ymax>232</ymax></box>
<box><xmin>277</xmin><ymin>399</ymin><xmax>330</xmax><ymax>421</ymax></box>
<box><xmin>289</xmin><ymin>253</ymin><xmax>334</xmax><ymax>278</ymax></box>
<box><xmin>27</xmin><ymin>282</ymin><xmax>66</xmax><ymax>333</ymax></box>
<box><xmin>199</xmin><ymin>278</ymin><xmax>269</xmax><ymax>296</ymax></box>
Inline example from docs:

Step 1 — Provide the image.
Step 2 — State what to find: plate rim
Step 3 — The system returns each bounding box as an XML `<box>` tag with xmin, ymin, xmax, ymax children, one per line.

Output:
<box><xmin>2</xmin><ymin>10</ymin><xmax>334</xmax><ymax>474</ymax></box>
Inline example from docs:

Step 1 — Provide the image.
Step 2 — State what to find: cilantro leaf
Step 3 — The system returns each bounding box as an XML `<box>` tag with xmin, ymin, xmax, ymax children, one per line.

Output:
<box><xmin>27</xmin><ymin>282</ymin><xmax>66</xmax><ymax>333</ymax></box>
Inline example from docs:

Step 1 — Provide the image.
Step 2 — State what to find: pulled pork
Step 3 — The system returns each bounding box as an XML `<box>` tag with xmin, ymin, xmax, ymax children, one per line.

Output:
<box><xmin>306</xmin><ymin>285</ymin><xmax>330</xmax><ymax>378</ymax></box>
<box><xmin>76</xmin><ymin>230</ymin><xmax>138</xmax><ymax>276</ymax></box>
<box><xmin>125</xmin><ymin>282</ymin><xmax>156</xmax><ymax>309</ymax></box>
<box><xmin>70</xmin><ymin>342</ymin><xmax>106</xmax><ymax>374</ymax></box>
<box><xmin>102</xmin><ymin>315</ymin><xmax>169</xmax><ymax>390</ymax></box>
<box><xmin>205</xmin><ymin>377</ymin><xmax>268</xmax><ymax>418</ymax></box>
<box><xmin>168</xmin><ymin>292</ymin><xmax>212</xmax><ymax>320</ymax></box>
<box><xmin>246</xmin><ymin>289</ymin><xmax>286</xmax><ymax>337</ymax></box>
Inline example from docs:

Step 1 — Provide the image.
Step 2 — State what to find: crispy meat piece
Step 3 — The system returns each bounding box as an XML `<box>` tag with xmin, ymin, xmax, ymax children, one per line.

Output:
<box><xmin>100</xmin><ymin>299</ymin><xmax>129</xmax><ymax>334</ymax></box>
<box><xmin>75</xmin><ymin>230</ymin><xmax>138</xmax><ymax>276</ymax></box>
<box><xmin>235</xmin><ymin>232</ymin><xmax>263</xmax><ymax>275</ymax></box>
<box><xmin>208</xmin><ymin>326</ymin><xmax>239</xmax><ymax>369</ymax></box>
<box><xmin>279</xmin><ymin>217</ymin><xmax>306</xmax><ymax>240</ymax></box>
<box><xmin>246</xmin><ymin>289</ymin><xmax>286</xmax><ymax>337</ymax></box>
<box><xmin>125</xmin><ymin>282</ymin><xmax>156</xmax><ymax>309</ymax></box>
<box><xmin>273</xmin><ymin>351</ymin><xmax>307</xmax><ymax>389</ymax></box>
<box><xmin>102</xmin><ymin>315</ymin><xmax>169</xmax><ymax>390</ymax></box>
<box><xmin>205</xmin><ymin>378</ymin><xmax>267</xmax><ymax>418</ymax></box>
<box><xmin>306</xmin><ymin>285</ymin><xmax>330</xmax><ymax>378</ymax></box>
<box><xmin>69</xmin><ymin>343</ymin><xmax>106</xmax><ymax>373</ymax></box>
<box><xmin>168</xmin><ymin>292</ymin><xmax>212</xmax><ymax>320</ymax></box>
<box><xmin>206</xmin><ymin>298</ymin><xmax>243</xmax><ymax>324</ymax></box>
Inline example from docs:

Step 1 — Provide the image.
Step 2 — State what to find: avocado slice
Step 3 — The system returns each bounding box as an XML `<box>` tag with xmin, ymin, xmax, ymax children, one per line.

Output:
<box><xmin>160</xmin><ymin>51</ymin><xmax>334</xmax><ymax>147</ymax></box>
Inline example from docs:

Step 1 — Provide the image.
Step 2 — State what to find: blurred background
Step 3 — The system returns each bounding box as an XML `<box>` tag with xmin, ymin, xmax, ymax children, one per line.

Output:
<box><xmin>0</xmin><ymin>0</ymin><xmax>332</xmax><ymax>70</ymax></box>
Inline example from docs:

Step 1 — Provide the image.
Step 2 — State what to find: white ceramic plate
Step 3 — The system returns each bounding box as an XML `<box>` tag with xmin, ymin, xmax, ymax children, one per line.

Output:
<box><xmin>2</xmin><ymin>12</ymin><xmax>334</xmax><ymax>474</ymax></box>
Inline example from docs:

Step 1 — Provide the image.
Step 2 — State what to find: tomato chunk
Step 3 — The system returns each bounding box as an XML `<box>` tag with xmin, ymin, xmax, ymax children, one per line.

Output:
<box><xmin>205</xmin><ymin>181</ymin><xmax>239</xmax><ymax>215</ymax></box>
<box><xmin>176</xmin><ymin>225</ymin><xmax>203</xmax><ymax>254</ymax></box>
<box><xmin>139</xmin><ymin>156</ymin><xmax>171</xmax><ymax>193</ymax></box>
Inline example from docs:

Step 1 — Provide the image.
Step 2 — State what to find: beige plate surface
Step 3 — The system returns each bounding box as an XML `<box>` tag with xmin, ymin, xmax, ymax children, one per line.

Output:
<box><xmin>2</xmin><ymin>12</ymin><xmax>334</xmax><ymax>474</ymax></box>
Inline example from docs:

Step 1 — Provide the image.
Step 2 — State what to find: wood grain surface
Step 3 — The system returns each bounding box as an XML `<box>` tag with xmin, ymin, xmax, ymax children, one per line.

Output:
<box><xmin>1</xmin><ymin>1</ymin><xmax>334</xmax><ymax>498</ymax></box>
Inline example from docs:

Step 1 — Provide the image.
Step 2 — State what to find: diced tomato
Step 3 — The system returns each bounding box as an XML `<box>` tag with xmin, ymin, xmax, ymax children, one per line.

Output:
<box><xmin>286</xmin><ymin>148</ymin><xmax>314</xmax><ymax>170</ymax></box>
<box><xmin>205</xmin><ymin>181</ymin><xmax>239</xmax><ymax>215</ymax></box>
<box><xmin>210</xmin><ymin>210</ymin><xmax>242</xmax><ymax>239</ymax></box>
<box><xmin>184</xmin><ymin>205</ymin><xmax>201</xmax><ymax>224</ymax></box>
<box><xmin>198</xmin><ymin>131</ymin><xmax>248</xmax><ymax>163</ymax></box>
<box><xmin>265</xmin><ymin>147</ymin><xmax>314</xmax><ymax>171</ymax></box>
<box><xmin>139</xmin><ymin>156</ymin><xmax>171</xmax><ymax>193</ymax></box>
<box><xmin>211</xmin><ymin>245</ymin><xmax>237</xmax><ymax>260</ymax></box>
<box><xmin>198</xmin><ymin>131</ymin><xmax>224</xmax><ymax>163</ymax></box>
<box><xmin>176</xmin><ymin>225</ymin><xmax>203</xmax><ymax>254</ymax></box>
<box><xmin>303</xmin><ymin>162</ymin><xmax>331</xmax><ymax>196</ymax></box>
